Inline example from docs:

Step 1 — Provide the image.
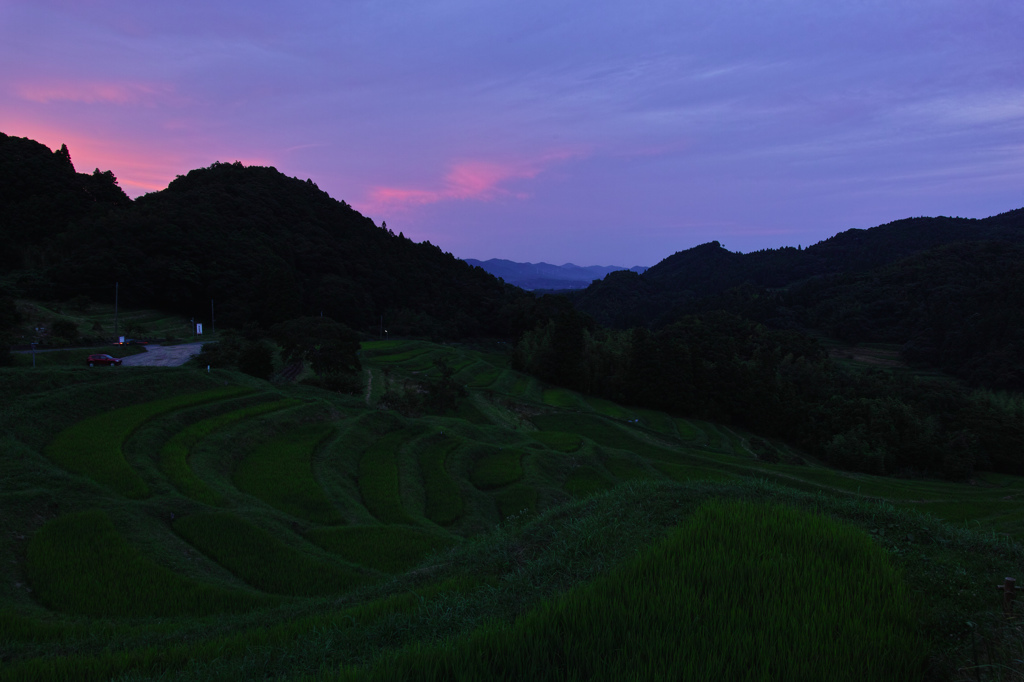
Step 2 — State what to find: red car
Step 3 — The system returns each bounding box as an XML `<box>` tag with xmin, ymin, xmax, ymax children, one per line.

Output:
<box><xmin>87</xmin><ymin>354</ymin><xmax>122</xmax><ymax>367</ymax></box>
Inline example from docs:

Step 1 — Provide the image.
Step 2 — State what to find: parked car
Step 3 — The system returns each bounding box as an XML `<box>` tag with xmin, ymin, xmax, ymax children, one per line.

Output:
<box><xmin>87</xmin><ymin>354</ymin><xmax>122</xmax><ymax>367</ymax></box>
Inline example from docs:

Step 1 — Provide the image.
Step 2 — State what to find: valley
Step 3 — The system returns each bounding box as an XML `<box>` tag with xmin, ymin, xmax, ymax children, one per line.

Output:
<box><xmin>2</xmin><ymin>337</ymin><xmax>1022</xmax><ymax>680</ymax></box>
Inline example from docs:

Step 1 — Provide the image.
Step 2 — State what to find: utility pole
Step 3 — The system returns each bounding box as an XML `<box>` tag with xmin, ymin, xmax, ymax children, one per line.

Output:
<box><xmin>114</xmin><ymin>282</ymin><xmax>119</xmax><ymax>341</ymax></box>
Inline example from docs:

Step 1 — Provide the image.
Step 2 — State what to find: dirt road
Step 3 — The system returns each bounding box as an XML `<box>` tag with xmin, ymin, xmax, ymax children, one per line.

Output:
<box><xmin>120</xmin><ymin>343</ymin><xmax>205</xmax><ymax>367</ymax></box>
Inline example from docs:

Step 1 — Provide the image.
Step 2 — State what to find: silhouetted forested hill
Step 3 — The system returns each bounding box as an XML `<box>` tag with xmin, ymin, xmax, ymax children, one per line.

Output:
<box><xmin>0</xmin><ymin>135</ymin><xmax>536</xmax><ymax>338</ymax></box>
<box><xmin>0</xmin><ymin>133</ymin><xmax>130</xmax><ymax>270</ymax></box>
<box><xmin>572</xmin><ymin>211</ymin><xmax>1024</xmax><ymax>328</ymax></box>
<box><xmin>788</xmin><ymin>241</ymin><xmax>1024</xmax><ymax>390</ymax></box>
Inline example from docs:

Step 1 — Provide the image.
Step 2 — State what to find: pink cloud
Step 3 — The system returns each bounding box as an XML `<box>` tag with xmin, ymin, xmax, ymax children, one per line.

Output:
<box><xmin>16</xmin><ymin>80</ymin><xmax>173</xmax><ymax>106</ymax></box>
<box><xmin>368</xmin><ymin>150</ymin><xmax>582</xmax><ymax>208</ymax></box>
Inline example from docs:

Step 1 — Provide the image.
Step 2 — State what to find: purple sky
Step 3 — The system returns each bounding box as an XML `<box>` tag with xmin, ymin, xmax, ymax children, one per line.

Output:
<box><xmin>2</xmin><ymin>1</ymin><xmax>1022</xmax><ymax>266</ymax></box>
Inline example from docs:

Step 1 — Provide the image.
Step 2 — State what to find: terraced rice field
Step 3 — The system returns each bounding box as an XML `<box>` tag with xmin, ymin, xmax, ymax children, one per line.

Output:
<box><xmin>173</xmin><ymin>512</ymin><xmax>371</xmax><ymax>595</ymax></box>
<box><xmin>160</xmin><ymin>398</ymin><xmax>297</xmax><ymax>504</ymax></box>
<box><xmin>26</xmin><ymin>510</ymin><xmax>274</xmax><ymax>617</ymax></box>
<box><xmin>234</xmin><ymin>422</ymin><xmax>343</xmax><ymax>524</ymax></box>
<box><xmin>417</xmin><ymin>436</ymin><xmax>465</xmax><ymax>525</ymax></box>
<box><xmin>44</xmin><ymin>386</ymin><xmax>253</xmax><ymax>497</ymax></box>
<box><xmin>358</xmin><ymin>431</ymin><xmax>418</xmax><ymax>525</ymax></box>
<box><xmin>4</xmin><ymin>338</ymin><xmax>1024</xmax><ymax>681</ymax></box>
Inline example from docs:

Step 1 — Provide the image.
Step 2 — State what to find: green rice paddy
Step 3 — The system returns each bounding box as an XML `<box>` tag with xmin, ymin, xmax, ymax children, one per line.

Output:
<box><xmin>173</xmin><ymin>511</ymin><xmax>371</xmax><ymax>595</ymax></box>
<box><xmin>334</xmin><ymin>499</ymin><xmax>925</xmax><ymax>681</ymax></box>
<box><xmin>417</xmin><ymin>436</ymin><xmax>465</xmax><ymax>525</ymax></box>
<box><xmin>469</xmin><ymin>446</ymin><xmax>524</xmax><ymax>490</ymax></box>
<box><xmin>306</xmin><ymin>525</ymin><xmax>456</xmax><ymax>574</ymax></box>
<box><xmin>44</xmin><ymin>386</ymin><xmax>252</xmax><ymax>497</ymax></box>
<box><xmin>529</xmin><ymin>430</ymin><xmax>582</xmax><ymax>452</ymax></box>
<box><xmin>358</xmin><ymin>431</ymin><xmax>417</xmax><ymax>524</ymax></box>
<box><xmin>26</xmin><ymin>510</ymin><xmax>272</xmax><ymax>617</ymax></box>
<box><xmin>233</xmin><ymin>422</ymin><xmax>343</xmax><ymax>524</ymax></box>
<box><xmin>160</xmin><ymin>398</ymin><xmax>297</xmax><ymax>504</ymax></box>
<box><xmin>563</xmin><ymin>466</ymin><xmax>614</xmax><ymax>497</ymax></box>
<box><xmin>4</xmin><ymin>336</ymin><xmax>1024</xmax><ymax>681</ymax></box>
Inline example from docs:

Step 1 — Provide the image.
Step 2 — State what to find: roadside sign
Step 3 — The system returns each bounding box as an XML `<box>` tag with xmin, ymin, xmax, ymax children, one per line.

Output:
<box><xmin>196</xmin><ymin>323</ymin><xmax>203</xmax><ymax>334</ymax></box>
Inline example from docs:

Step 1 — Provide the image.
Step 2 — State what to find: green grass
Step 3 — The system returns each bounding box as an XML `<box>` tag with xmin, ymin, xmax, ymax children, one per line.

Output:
<box><xmin>583</xmin><ymin>395</ymin><xmax>634</xmax><ymax>420</ymax></box>
<box><xmin>359</xmin><ymin>431</ymin><xmax>417</xmax><ymax>524</ymax></box>
<box><xmin>26</xmin><ymin>510</ymin><xmax>272</xmax><ymax>617</ymax></box>
<box><xmin>233</xmin><ymin>422</ymin><xmax>343</xmax><ymax>524</ymax></box>
<box><xmin>674</xmin><ymin>418</ymin><xmax>700</xmax><ymax>441</ymax></box>
<box><xmin>495</xmin><ymin>484</ymin><xmax>538</xmax><ymax>520</ymax></box>
<box><xmin>44</xmin><ymin>386</ymin><xmax>252</xmax><ymax>498</ymax></box>
<box><xmin>306</xmin><ymin>525</ymin><xmax>456</xmax><ymax>574</ymax></box>
<box><xmin>469</xmin><ymin>447</ymin><xmax>524</xmax><ymax>490</ymax></box>
<box><xmin>334</xmin><ymin>499</ymin><xmax>926</xmax><ymax>681</ymax></box>
<box><xmin>160</xmin><ymin>398</ymin><xmax>297</xmax><ymax>504</ymax></box>
<box><xmin>603</xmin><ymin>454</ymin><xmax>653</xmax><ymax>481</ymax></box>
<box><xmin>418</xmin><ymin>436</ymin><xmax>465</xmax><ymax>526</ymax></box>
<box><xmin>529</xmin><ymin>430</ymin><xmax>582</xmax><ymax>452</ymax></box>
<box><xmin>2</xmin><ymin>573</ymin><xmax>477</xmax><ymax>682</ymax></box>
<box><xmin>541</xmin><ymin>388</ymin><xmax>580</xmax><ymax>408</ymax></box>
<box><xmin>371</xmin><ymin>348</ymin><xmax>433</xmax><ymax>364</ymax></box>
<box><xmin>653</xmin><ymin>460</ymin><xmax>736</xmax><ymax>483</ymax></box>
<box><xmin>172</xmin><ymin>512</ymin><xmax>371</xmax><ymax>595</ymax></box>
<box><xmin>509</xmin><ymin>376</ymin><xmax>532</xmax><ymax>397</ymax></box>
<box><xmin>564</xmin><ymin>466</ymin><xmax>613</xmax><ymax>498</ymax></box>
<box><xmin>533</xmin><ymin>412</ymin><xmax>682</xmax><ymax>464</ymax></box>
<box><xmin>466</xmin><ymin>366</ymin><xmax>500</xmax><ymax>388</ymax></box>
<box><xmin>8</xmin><ymin>338</ymin><xmax>1024</xmax><ymax>681</ymax></box>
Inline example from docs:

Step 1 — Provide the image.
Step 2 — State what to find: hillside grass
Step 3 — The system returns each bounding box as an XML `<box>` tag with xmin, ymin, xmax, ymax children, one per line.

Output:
<box><xmin>4</xmin><ymin>341</ymin><xmax>1024</xmax><ymax>681</ymax></box>
<box><xmin>172</xmin><ymin>512</ymin><xmax>372</xmax><ymax>595</ymax></box>
<box><xmin>159</xmin><ymin>398</ymin><xmax>298</xmax><ymax>504</ymax></box>
<box><xmin>417</xmin><ymin>436</ymin><xmax>465</xmax><ymax>525</ymax></box>
<box><xmin>26</xmin><ymin>510</ymin><xmax>273</xmax><ymax>617</ymax></box>
<box><xmin>469</xmin><ymin>446</ymin><xmax>524</xmax><ymax>490</ymax></box>
<box><xmin>44</xmin><ymin>386</ymin><xmax>252</xmax><ymax>498</ymax></box>
<box><xmin>233</xmin><ymin>422</ymin><xmax>343</xmax><ymax>524</ymax></box>
<box><xmin>333</xmin><ymin>499</ymin><xmax>926</xmax><ymax>681</ymax></box>
<box><xmin>358</xmin><ymin>431</ymin><xmax>418</xmax><ymax>525</ymax></box>
<box><xmin>306</xmin><ymin>525</ymin><xmax>457</xmax><ymax>574</ymax></box>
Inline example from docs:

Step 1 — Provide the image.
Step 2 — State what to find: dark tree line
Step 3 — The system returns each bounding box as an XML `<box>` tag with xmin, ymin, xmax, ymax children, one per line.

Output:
<box><xmin>513</xmin><ymin>309</ymin><xmax>1024</xmax><ymax>480</ymax></box>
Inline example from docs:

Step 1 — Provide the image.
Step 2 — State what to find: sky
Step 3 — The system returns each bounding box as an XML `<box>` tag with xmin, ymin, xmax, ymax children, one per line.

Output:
<box><xmin>1</xmin><ymin>1</ymin><xmax>1022</xmax><ymax>267</ymax></box>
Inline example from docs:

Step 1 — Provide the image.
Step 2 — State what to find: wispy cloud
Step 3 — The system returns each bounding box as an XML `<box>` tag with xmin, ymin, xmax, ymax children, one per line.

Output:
<box><xmin>368</xmin><ymin>151</ymin><xmax>580</xmax><ymax>207</ymax></box>
<box><xmin>16</xmin><ymin>80</ymin><xmax>174</xmax><ymax>106</ymax></box>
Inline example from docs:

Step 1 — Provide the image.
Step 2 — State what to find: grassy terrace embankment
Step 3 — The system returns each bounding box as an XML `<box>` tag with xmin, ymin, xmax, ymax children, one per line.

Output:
<box><xmin>2</xmin><ymin>340</ymin><xmax>1023</xmax><ymax>680</ymax></box>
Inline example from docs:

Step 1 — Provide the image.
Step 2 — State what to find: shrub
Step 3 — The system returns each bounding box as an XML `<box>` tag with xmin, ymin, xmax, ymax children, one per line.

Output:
<box><xmin>237</xmin><ymin>341</ymin><xmax>274</xmax><ymax>380</ymax></box>
<box><xmin>50</xmin><ymin>319</ymin><xmax>78</xmax><ymax>343</ymax></box>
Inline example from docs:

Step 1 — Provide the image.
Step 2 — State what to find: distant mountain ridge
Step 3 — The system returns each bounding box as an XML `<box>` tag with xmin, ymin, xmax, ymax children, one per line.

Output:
<box><xmin>464</xmin><ymin>258</ymin><xmax>647</xmax><ymax>291</ymax></box>
<box><xmin>571</xmin><ymin>209</ymin><xmax>1024</xmax><ymax>328</ymax></box>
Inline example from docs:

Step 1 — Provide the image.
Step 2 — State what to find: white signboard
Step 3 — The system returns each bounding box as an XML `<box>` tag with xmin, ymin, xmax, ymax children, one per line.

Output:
<box><xmin>196</xmin><ymin>323</ymin><xmax>203</xmax><ymax>334</ymax></box>
<box><xmin>119</xmin><ymin>336</ymin><xmax>125</xmax><ymax>344</ymax></box>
